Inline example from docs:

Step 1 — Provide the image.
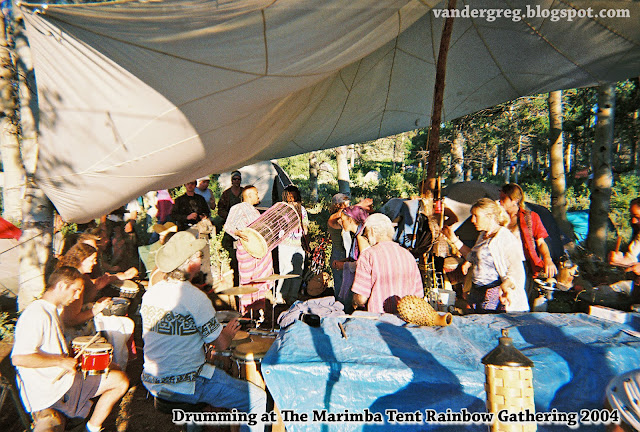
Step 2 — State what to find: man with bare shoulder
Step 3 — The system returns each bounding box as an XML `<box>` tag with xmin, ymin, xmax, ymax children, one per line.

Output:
<box><xmin>609</xmin><ymin>197</ymin><xmax>640</xmax><ymax>276</ymax></box>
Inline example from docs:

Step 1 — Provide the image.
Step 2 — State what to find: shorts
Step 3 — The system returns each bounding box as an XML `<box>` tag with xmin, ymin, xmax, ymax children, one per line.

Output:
<box><xmin>33</xmin><ymin>372</ymin><xmax>101</xmax><ymax>431</ymax></box>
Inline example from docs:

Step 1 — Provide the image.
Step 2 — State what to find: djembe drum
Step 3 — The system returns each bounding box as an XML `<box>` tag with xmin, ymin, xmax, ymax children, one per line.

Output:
<box><xmin>241</xmin><ymin>202</ymin><xmax>301</xmax><ymax>259</ymax></box>
<box><xmin>208</xmin><ymin>330</ymin><xmax>251</xmax><ymax>375</ymax></box>
<box><xmin>232</xmin><ymin>336</ymin><xmax>285</xmax><ymax>432</ymax></box>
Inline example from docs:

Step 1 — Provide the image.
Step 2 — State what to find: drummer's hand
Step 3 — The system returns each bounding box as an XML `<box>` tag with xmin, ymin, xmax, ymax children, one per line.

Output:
<box><xmin>187</xmin><ymin>212</ymin><xmax>198</xmax><ymax>220</ymax></box>
<box><xmin>225</xmin><ymin>318</ymin><xmax>241</xmax><ymax>336</ymax></box>
<box><xmin>626</xmin><ymin>262</ymin><xmax>640</xmax><ymax>275</ymax></box>
<box><xmin>442</xmin><ymin>226</ymin><xmax>455</xmax><ymax>241</ymax></box>
<box><xmin>544</xmin><ymin>258</ymin><xmax>558</xmax><ymax>278</ymax></box>
<box><xmin>332</xmin><ymin>260</ymin><xmax>344</xmax><ymax>271</ymax></box>
<box><xmin>236</xmin><ymin>230</ymin><xmax>249</xmax><ymax>241</ymax></box>
<box><xmin>60</xmin><ymin>356</ymin><xmax>78</xmax><ymax>373</ymax></box>
<box><xmin>608</xmin><ymin>251</ymin><xmax>625</xmax><ymax>266</ymax></box>
<box><xmin>461</xmin><ymin>261</ymin><xmax>472</xmax><ymax>275</ymax></box>
<box><xmin>215</xmin><ymin>319</ymin><xmax>240</xmax><ymax>351</ymax></box>
<box><xmin>92</xmin><ymin>297</ymin><xmax>112</xmax><ymax>315</ymax></box>
<box><xmin>119</xmin><ymin>267</ymin><xmax>139</xmax><ymax>280</ymax></box>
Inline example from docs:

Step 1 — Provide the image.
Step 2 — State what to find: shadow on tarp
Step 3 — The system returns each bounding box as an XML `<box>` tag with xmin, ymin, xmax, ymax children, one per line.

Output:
<box><xmin>501</xmin><ymin>313</ymin><xmax>634</xmax><ymax>413</ymax></box>
<box><xmin>307</xmin><ymin>318</ymin><xmax>341</xmax><ymax>432</ymax></box>
<box><xmin>363</xmin><ymin>322</ymin><xmax>485</xmax><ymax>432</ymax></box>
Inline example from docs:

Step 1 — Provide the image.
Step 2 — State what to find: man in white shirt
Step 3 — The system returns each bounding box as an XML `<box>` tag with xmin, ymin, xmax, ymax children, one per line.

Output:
<box><xmin>12</xmin><ymin>266</ymin><xmax>129</xmax><ymax>432</ymax></box>
<box><xmin>194</xmin><ymin>176</ymin><xmax>217</xmax><ymax>211</ymax></box>
<box><xmin>140</xmin><ymin>231</ymin><xmax>266</xmax><ymax>432</ymax></box>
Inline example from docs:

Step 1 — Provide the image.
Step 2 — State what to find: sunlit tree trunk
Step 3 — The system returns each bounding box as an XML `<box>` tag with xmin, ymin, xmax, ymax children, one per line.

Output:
<box><xmin>548</xmin><ymin>90</ymin><xmax>573</xmax><ymax>238</ymax></box>
<box><xmin>308</xmin><ymin>152</ymin><xmax>318</xmax><ymax>203</ymax></box>
<box><xmin>514</xmin><ymin>135</ymin><xmax>523</xmax><ymax>183</ymax></box>
<box><xmin>8</xmin><ymin>15</ymin><xmax>53</xmax><ymax>311</ymax></box>
<box><xmin>586</xmin><ymin>84</ymin><xmax>615</xmax><ymax>259</ymax></box>
<box><xmin>632</xmin><ymin>110</ymin><xmax>639</xmax><ymax>176</ymax></box>
<box><xmin>451</xmin><ymin>131</ymin><xmax>464</xmax><ymax>183</ymax></box>
<box><xmin>564</xmin><ymin>137</ymin><xmax>572</xmax><ymax>174</ymax></box>
<box><xmin>0</xmin><ymin>13</ymin><xmax>23</xmax><ymax>222</ymax></box>
<box><xmin>348</xmin><ymin>144</ymin><xmax>356</xmax><ymax>168</ymax></box>
<box><xmin>335</xmin><ymin>146</ymin><xmax>351</xmax><ymax>195</ymax></box>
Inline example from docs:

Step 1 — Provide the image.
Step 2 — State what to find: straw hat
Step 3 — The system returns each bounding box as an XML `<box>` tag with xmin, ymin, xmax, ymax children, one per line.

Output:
<box><xmin>155</xmin><ymin>231</ymin><xmax>207</xmax><ymax>273</ymax></box>
<box><xmin>153</xmin><ymin>222</ymin><xmax>178</xmax><ymax>236</ymax></box>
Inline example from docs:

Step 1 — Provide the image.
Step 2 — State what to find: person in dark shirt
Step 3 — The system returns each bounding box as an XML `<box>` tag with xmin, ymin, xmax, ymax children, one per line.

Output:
<box><xmin>171</xmin><ymin>181</ymin><xmax>211</xmax><ymax>231</ymax></box>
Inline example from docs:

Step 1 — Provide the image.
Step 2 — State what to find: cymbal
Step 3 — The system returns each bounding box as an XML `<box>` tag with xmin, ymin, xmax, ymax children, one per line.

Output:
<box><xmin>250</xmin><ymin>274</ymin><xmax>300</xmax><ymax>283</ymax></box>
<box><xmin>217</xmin><ymin>285</ymin><xmax>261</xmax><ymax>296</ymax></box>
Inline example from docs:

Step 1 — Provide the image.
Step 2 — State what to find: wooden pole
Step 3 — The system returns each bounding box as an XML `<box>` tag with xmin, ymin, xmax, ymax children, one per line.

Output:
<box><xmin>426</xmin><ymin>0</ymin><xmax>457</xmax><ymax>189</ymax></box>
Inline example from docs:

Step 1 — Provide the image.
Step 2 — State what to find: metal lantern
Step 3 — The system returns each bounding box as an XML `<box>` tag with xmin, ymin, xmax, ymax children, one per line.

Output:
<box><xmin>482</xmin><ymin>329</ymin><xmax>536</xmax><ymax>432</ymax></box>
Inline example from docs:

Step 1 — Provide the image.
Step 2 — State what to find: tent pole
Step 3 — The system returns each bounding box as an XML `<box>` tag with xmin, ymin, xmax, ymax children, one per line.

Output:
<box><xmin>425</xmin><ymin>0</ymin><xmax>457</xmax><ymax>191</ymax></box>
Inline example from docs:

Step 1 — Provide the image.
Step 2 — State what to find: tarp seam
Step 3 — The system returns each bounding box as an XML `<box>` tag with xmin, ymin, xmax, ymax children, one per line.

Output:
<box><xmin>40</xmin><ymin>13</ymin><xmax>347</xmax><ymax>79</ymax></box>
<box><xmin>378</xmin><ymin>11</ymin><xmax>402</xmax><ymax>139</ymax></box>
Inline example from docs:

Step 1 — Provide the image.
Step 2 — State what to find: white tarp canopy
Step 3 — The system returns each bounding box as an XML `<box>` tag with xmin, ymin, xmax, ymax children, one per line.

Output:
<box><xmin>20</xmin><ymin>0</ymin><xmax>640</xmax><ymax>222</ymax></box>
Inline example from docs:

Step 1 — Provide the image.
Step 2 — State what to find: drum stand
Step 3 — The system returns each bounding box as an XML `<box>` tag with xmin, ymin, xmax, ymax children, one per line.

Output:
<box><xmin>271</xmin><ymin>283</ymin><xmax>277</xmax><ymax>331</ymax></box>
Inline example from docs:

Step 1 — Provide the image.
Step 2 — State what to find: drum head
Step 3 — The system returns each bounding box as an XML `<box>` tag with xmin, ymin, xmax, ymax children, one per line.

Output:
<box><xmin>114</xmin><ymin>280</ymin><xmax>139</xmax><ymax>297</ymax></box>
<box><xmin>230</xmin><ymin>330</ymin><xmax>251</xmax><ymax>348</ymax></box>
<box><xmin>83</xmin><ymin>342</ymin><xmax>113</xmax><ymax>353</ymax></box>
<box><xmin>105</xmin><ymin>297</ymin><xmax>130</xmax><ymax>316</ymax></box>
<box><xmin>233</xmin><ymin>339</ymin><xmax>274</xmax><ymax>361</ymax></box>
<box><xmin>240</xmin><ymin>228</ymin><xmax>268</xmax><ymax>259</ymax></box>
<box><xmin>112</xmin><ymin>279</ymin><xmax>138</xmax><ymax>290</ymax></box>
<box><xmin>72</xmin><ymin>336</ymin><xmax>106</xmax><ymax>347</ymax></box>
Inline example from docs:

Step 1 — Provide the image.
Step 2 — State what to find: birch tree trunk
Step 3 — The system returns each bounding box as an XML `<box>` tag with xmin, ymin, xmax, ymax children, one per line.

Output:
<box><xmin>632</xmin><ymin>110</ymin><xmax>639</xmax><ymax>176</ymax></box>
<box><xmin>308</xmin><ymin>152</ymin><xmax>318</xmax><ymax>203</ymax></box>
<box><xmin>335</xmin><ymin>146</ymin><xmax>351</xmax><ymax>195</ymax></box>
<box><xmin>564</xmin><ymin>140</ymin><xmax>572</xmax><ymax>174</ymax></box>
<box><xmin>0</xmin><ymin>13</ymin><xmax>23</xmax><ymax>222</ymax></box>
<box><xmin>451</xmin><ymin>131</ymin><xmax>464</xmax><ymax>183</ymax></box>
<box><xmin>548</xmin><ymin>90</ymin><xmax>573</xmax><ymax>238</ymax></box>
<box><xmin>11</xmin><ymin>16</ymin><xmax>53</xmax><ymax>311</ymax></box>
<box><xmin>586</xmin><ymin>84</ymin><xmax>615</xmax><ymax>259</ymax></box>
<box><xmin>514</xmin><ymin>135</ymin><xmax>522</xmax><ymax>184</ymax></box>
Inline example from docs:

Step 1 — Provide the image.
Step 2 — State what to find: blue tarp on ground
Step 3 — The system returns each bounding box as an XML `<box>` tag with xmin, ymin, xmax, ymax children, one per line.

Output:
<box><xmin>262</xmin><ymin>312</ymin><xmax>640</xmax><ymax>431</ymax></box>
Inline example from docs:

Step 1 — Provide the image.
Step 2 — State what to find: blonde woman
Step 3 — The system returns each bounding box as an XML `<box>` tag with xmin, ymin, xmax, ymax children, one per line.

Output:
<box><xmin>444</xmin><ymin>198</ymin><xmax>528</xmax><ymax>313</ymax></box>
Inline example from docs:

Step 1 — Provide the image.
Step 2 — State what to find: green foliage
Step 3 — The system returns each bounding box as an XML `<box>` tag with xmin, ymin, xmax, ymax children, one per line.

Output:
<box><xmin>0</xmin><ymin>312</ymin><xmax>16</xmax><ymax>342</ymax></box>
<box><xmin>209</xmin><ymin>231</ymin><xmax>231</xmax><ymax>279</ymax></box>
<box><xmin>60</xmin><ymin>222</ymin><xmax>78</xmax><ymax>236</ymax></box>
<box><xmin>279</xmin><ymin>154</ymin><xmax>312</xmax><ymax>179</ymax></box>
<box><xmin>611</xmin><ymin>174</ymin><xmax>640</xmax><ymax>235</ymax></box>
